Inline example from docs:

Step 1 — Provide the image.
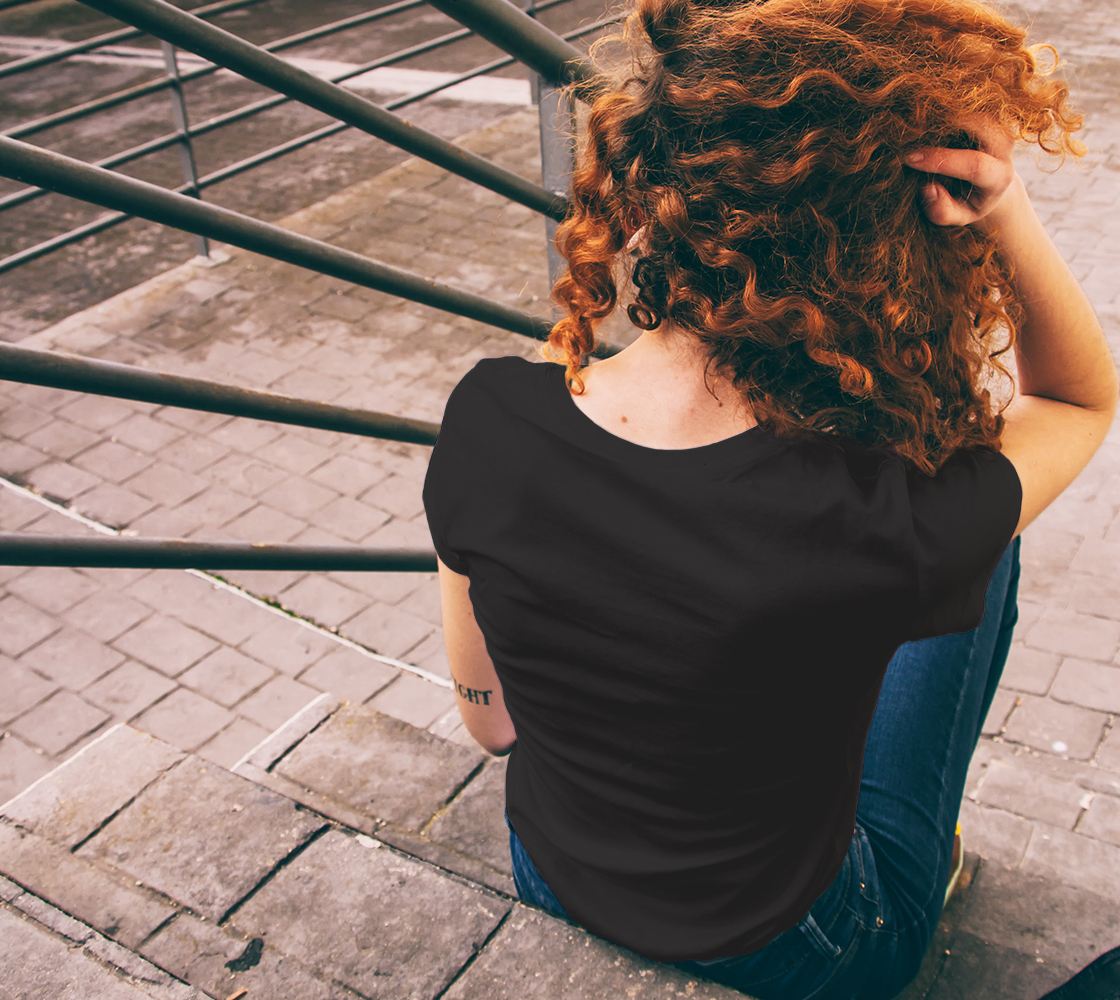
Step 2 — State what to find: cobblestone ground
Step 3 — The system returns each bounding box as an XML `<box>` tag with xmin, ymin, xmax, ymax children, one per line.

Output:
<box><xmin>0</xmin><ymin>0</ymin><xmax>1119</xmax><ymax>989</ymax></box>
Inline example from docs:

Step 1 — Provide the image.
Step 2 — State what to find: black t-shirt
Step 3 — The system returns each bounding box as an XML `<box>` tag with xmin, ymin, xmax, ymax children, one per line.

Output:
<box><xmin>422</xmin><ymin>355</ymin><xmax>1021</xmax><ymax>962</ymax></box>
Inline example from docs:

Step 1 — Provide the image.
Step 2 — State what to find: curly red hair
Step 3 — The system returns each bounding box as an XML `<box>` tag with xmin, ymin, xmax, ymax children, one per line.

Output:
<box><xmin>542</xmin><ymin>0</ymin><xmax>1084</xmax><ymax>473</ymax></box>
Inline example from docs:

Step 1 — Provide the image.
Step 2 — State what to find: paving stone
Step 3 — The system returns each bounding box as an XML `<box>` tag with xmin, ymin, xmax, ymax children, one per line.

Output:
<box><xmin>974</xmin><ymin>759</ymin><xmax>1086</xmax><ymax>828</ymax></box>
<box><xmin>74</xmin><ymin>483</ymin><xmax>156</xmax><ymax>527</ymax></box>
<box><xmin>2</xmin><ymin>727</ymin><xmax>182</xmax><ymax>848</ymax></box>
<box><xmin>924</xmin><ymin>931</ymin><xmax>1073</xmax><ymax>1000</ymax></box>
<box><xmin>231</xmin><ymin>828</ymin><xmax>509</xmax><ymax>999</ymax></box>
<box><xmin>308</xmin><ymin>494</ymin><xmax>391</xmax><ymax>542</ymax></box>
<box><xmin>134</xmin><ymin>688</ymin><xmax>236</xmax><ymax>752</ymax></box>
<box><xmin>342</xmin><ymin>601</ymin><xmax>437</xmax><ymax>659</ymax></box>
<box><xmin>1000</xmin><ymin>644</ymin><xmax>1062</xmax><ymax>696</ymax></box>
<box><xmin>0</xmin><ymin>656</ymin><xmax>57</xmax><ymax>726</ymax></box>
<box><xmin>220</xmin><ymin>503</ymin><xmax>306</xmax><ymax>542</ymax></box>
<box><xmin>361</xmin><ymin>473</ymin><xmax>426</xmax><ymax>519</ymax></box>
<box><xmin>297</xmin><ymin>646</ymin><xmax>398</xmax><ymax>702</ymax></box>
<box><xmin>962</xmin><ymin>862</ymin><xmax>1120</xmax><ymax>972</ymax></box>
<box><xmin>126</xmin><ymin>463</ymin><xmax>209</xmax><ymax>507</ymax></box>
<box><xmin>19</xmin><ymin>627</ymin><xmax>125</xmax><ymax>690</ymax></box>
<box><xmin>1051</xmin><ymin>658</ymin><xmax>1120</xmax><ymax>714</ymax></box>
<box><xmin>0</xmin><ymin>488</ymin><xmax>46</xmax><ymax>531</ymax></box>
<box><xmin>957</xmin><ymin>800</ymin><xmax>1034</xmax><ymax>866</ymax></box>
<box><xmin>238</xmin><ymin>619</ymin><xmax>336</xmax><ymax>676</ymax></box>
<box><xmin>1069</xmin><ymin>574</ymin><xmax>1120</xmax><ymax>621</ymax></box>
<box><xmin>140</xmin><ymin>912</ymin><xmax>352</xmax><ymax>1000</ymax></box>
<box><xmin>24</xmin><ymin>458</ymin><xmax>102</xmax><ymax>498</ymax></box>
<box><xmin>81</xmin><ymin>759</ymin><xmax>324</xmax><ymax>921</ymax></box>
<box><xmin>309</xmin><ymin>453</ymin><xmax>385</xmax><ymax>495</ymax></box>
<box><xmin>444</xmin><ymin>905</ymin><xmax>746</xmax><ymax>1000</ymax></box>
<box><xmin>278</xmin><ymin>574</ymin><xmax>374</xmax><ymax>628</ymax></box>
<box><xmin>255</xmin><ymin>433</ymin><xmax>335</xmax><ymax>476</ymax></box>
<box><xmin>157</xmin><ymin>435</ymin><xmax>230</xmax><ymax>474</ymax></box>
<box><xmin>10</xmin><ymin>690</ymin><xmax>110</xmax><ymax>757</ymax></box>
<box><xmin>1080</xmin><ymin>792</ymin><xmax>1120</xmax><ymax>848</ymax></box>
<box><xmin>109</xmin><ymin>413</ymin><xmax>185</xmax><ymax>453</ymax></box>
<box><xmin>178</xmin><ymin>647</ymin><xmax>273</xmax><ymax>707</ymax></box>
<box><xmin>0</xmin><ymin>733</ymin><xmax>53</xmax><ymax>805</ymax></box>
<box><xmin>195</xmin><ymin>717</ymin><xmax>270</xmax><ymax>770</ymax></box>
<box><xmin>368</xmin><ymin>673</ymin><xmax>457</xmax><ymax>730</ymax></box>
<box><xmin>73</xmin><ymin>441</ymin><xmax>155</xmax><ymax>484</ymax></box>
<box><xmin>275</xmin><ymin>702</ymin><xmax>484</xmax><ymax>830</ymax></box>
<box><xmin>0</xmin><ymin>906</ymin><xmax>174</xmax><ymax>1000</ymax></box>
<box><xmin>427</xmin><ymin>757</ymin><xmax>510</xmax><ymax>873</ymax></box>
<box><xmin>55</xmin><ymin>395</ymin><xmax>141</xmax><ymax>432</ymax></box>
<box><xmin>1023</xmin><ymin>822</ymin><xmax>1120</xmax><ymax>900</ymax></box>
<box><xmin>258</xmin><ymin>475</ymin><xmax>338</xmax><ymax>518</ymax></box>
<box><xmin>1025</xmin><ymin>608</ymin><xmax>1120</xmax><ymax>663</ymax></box>
<box><xmin>83</xmin><ymin>662</ymin><xmax>178</xmax><ymax>722</ymax></box>
<box><xmin>0</xmin><ymin>401</ymin><xmax>53</xmax><ymax>439</ymax></box>
<box><xmin>3</xmin><ymin>566</ymin><xmax>100</xmax><ymax>615</ymax></box>
<box><xmin>981</xmin><ymin>688</ymin><xmax>1018</xmax><ymax>737</ymax></box>
<box><xmin>209</xmin><ymin>418</ymin><xmax>284</xmax><ymax>454</ymax></box>
<box><xmin>112</xmin><ymin>615</ymin><xmax>220</xmax><ymax>677</ymax></box>
<box><xmin>22</xmin><ymin>419</ymin><xmax>102</xmax><ymax>461</ymax></box>
<box><xmin>0</xmin><ymin>823</ymin><xmax>177</xmax><ymax>949</ymax></box>
<box><xmin>156</xmin><ymin>484</ymin><xmax>255</xmax><ymax>531</ymax></box>
<box><xmin>1098</xmin><ymin>728</ymin><xmax>1120</xmax><ymax>773</ymax></box>
<box><xmin>63</xmin><ymin>591</ymin><xmax>152</xmax><ymax>644</ymax></box>
<box><xmin>0</xmin><ymin>595</ymin><xmax>60</xmax><ymax>657</ymax></box>
<box><xmin>1002</xmin><ymin>694</ymin><xmax>1108</xmax><ymax>760</ymax></box>
<box><xmin>234</xmin><ymin>675</ymin><xmax>319</xmax><ymax>730</ymax></box>
<box><xmin>206</xmin><ymin>452</ymin><xmax>290</xmax><ymax>496</ymax></box>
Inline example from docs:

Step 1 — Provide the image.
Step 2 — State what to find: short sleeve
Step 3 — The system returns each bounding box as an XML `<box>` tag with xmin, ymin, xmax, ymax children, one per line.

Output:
<box><xmin>422</xmin><ymin>375</ymin><xmax>475</xmax><ymax>576</ymax></box>
<box><xmin>908</xmin><ymin>447</ymin><xmax>1022</xmax><ymax>639</ymax></box>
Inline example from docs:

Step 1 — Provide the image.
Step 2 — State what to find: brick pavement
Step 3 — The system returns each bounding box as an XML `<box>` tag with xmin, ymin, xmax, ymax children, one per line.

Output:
<box><xmin>0</xmin><ymin>2</ymin><xmax>1117</xmax><ymax>991</ymax></box>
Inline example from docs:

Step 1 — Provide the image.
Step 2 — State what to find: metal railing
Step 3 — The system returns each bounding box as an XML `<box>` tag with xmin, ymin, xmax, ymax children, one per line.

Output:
<box><xmin>0</xmin><ymin>0</ymin><xmax>614</xmax><ymax>571</ymax></box>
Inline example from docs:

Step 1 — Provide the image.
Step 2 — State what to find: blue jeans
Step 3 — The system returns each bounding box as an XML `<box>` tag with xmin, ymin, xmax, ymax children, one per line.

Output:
<box><xmin>509</xmin><ymin>537</ymin><xmax>1021</xmax><ymax>1000</ymax></box>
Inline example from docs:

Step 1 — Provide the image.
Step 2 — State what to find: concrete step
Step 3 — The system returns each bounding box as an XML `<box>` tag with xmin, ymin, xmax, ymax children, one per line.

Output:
<box><xmin>1</xmin><ymin>709</ymin><xmax>1115</xmax><ymax>999</ymax></box>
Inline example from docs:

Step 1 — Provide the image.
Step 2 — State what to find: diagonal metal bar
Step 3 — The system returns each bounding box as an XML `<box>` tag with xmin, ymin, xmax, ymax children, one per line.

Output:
<box><xmin>0</xmin><ymin>341</ymin><xmax>441</xmax><ymax>444</ymax></box>
<box><xmin>0</xmin><ymin>533</ymin><xmax>438</xmax><ymax>571</ymax></box>
<box><xmin>4</xmin><ymin>11</ymin><xmax>464</xmax><ymax>142</ymax></box>
<box><xmin>425</xmin><ymin>0</ymin><xmax>608</xmax><ymax>99</ymax></box>
<box><xmin>0</xmin><ymin>136</ymin><xmax>556</xmax><ymax>340</ymax></box>
<box><xmin>0</xmin><ymin>0</ymin><xmax>266</xmax><ymax>80</ymax></box>
<box><xmin>75</xmin><ymin>0</ymin><xmax>568</xmax><ymax>220</ymax></box>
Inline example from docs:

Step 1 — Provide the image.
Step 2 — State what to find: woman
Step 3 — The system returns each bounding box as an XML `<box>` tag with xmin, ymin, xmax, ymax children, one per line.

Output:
<box><xmin>422</xmin><ymin>0</ymin><xmax>1118</xmax><ymax>996</ymax></box>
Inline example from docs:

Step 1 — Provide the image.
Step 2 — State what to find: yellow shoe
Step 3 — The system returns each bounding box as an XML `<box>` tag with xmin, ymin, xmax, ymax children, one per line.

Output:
<box><xmin>944</xmin><ymin>822</ymin><xmax>963</xmax><ymax>906</ymax></box>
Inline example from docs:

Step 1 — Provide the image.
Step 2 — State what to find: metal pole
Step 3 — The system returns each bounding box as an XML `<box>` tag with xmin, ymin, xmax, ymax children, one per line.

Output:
<box><xmin>425</xmin><ymin>0</ymin><xmax>606</xmax><ymax>97</ymax></box>
<box><xmin>0</xmin><ymin>341</ymin><xmax>442</xmax><ymax>444</ymax></box>
<box><xmin>76</xmin><ymin>0</ymin><xmax>568</xmax><ymax>221</ymax></box>
<box><xmin>0</xmin><ymin>136</ymin><xmax>558</xmax><ymax>342</ymax></box>
<box><xmin>161</xmin><ymin>41</ymin><xmax>209</xmax><ymax>258</ymax></box>
<box><xmin>537</xmin><ymin>81</ymin><xmax>574</xmax><ymax>290</ymax></box>
<box><xmin>0</xmin><ymin>533</ymin><xmax>438</xmax><ymax>571</ymax></box>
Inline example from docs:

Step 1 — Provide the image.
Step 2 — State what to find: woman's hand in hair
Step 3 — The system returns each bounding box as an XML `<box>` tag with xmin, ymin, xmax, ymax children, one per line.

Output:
<box><xmin>905</xmin><ymin>119</ymin><xmax>1017</xmax><ymax>228</ymax></box>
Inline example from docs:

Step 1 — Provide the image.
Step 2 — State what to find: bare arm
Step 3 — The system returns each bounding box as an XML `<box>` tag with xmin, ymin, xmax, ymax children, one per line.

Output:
<box><xmin>437</xmin><ymin>556</ymin><xmax>517</xmax><ymax>756</ymax></box>
<box><xmin>908</xmin><ymin>129</ymin><xmax>1119</xmax><ymax>536</ymax></box>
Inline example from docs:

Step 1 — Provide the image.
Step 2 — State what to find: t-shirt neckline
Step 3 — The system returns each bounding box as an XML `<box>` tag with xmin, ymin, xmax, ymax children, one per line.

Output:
<box><xmin>541</xmin><ymin>360</ymin><xmax>770</xmax><ymax>469</ymax></box>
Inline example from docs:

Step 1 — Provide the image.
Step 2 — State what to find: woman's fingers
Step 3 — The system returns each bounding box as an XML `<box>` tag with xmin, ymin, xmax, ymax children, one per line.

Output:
<box><xmin>905</xmin><ymin>145</ymin><xmax>1016</xmax><ymax>227</ymax></box>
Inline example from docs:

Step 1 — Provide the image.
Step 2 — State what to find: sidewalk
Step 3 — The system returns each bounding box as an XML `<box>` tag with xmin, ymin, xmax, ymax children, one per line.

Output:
<box><xmin>1</xmin><ymin>1</ymin><xmax>1119</xmax><ymax>991</ymax></box>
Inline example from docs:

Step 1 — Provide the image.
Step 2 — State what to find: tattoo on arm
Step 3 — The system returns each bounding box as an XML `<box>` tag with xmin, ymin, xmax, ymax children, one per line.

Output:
<box><xmin>456</xmin><ymin>682</ymin><xmax>492</xmax><ymax>706</ymax></box>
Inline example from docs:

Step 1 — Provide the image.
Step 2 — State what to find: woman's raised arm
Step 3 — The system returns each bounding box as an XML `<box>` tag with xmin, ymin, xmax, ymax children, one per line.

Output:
<box><xmin>908</xmin><ymin>130</ymin><xmax>1119</xmax><ymax>536</ymax></box>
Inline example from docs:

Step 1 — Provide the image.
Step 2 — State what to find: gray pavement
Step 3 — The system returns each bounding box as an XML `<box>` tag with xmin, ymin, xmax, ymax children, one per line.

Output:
<box><xmin>0</xmin><ymin>0</ymin><xmax>1119</xmax><ymax>995</ymax></box>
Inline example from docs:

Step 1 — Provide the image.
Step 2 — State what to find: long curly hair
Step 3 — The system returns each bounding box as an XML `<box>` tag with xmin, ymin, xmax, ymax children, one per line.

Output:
<box><xmin>542</xmin><ymin>0</ymin><xmax>1084</xmax><ymax>473</ymax></box>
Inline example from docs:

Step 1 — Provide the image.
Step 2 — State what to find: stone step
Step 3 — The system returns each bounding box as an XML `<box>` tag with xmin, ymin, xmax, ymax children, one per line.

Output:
<box><xmin>0</xmin><ymin>711</ymin><xmax>749</xmax><ymax>999</ymax></box>
<box><xmin>3</xmin><ymin>705</ymin><xmax>1110</xmax><ymax>999</ymax></box>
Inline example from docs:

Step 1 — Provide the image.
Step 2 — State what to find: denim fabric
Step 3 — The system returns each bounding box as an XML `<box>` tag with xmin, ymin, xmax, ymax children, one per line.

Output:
<box><xmin>508</xmin><ymin>537</ymin><xmax>1021</xmax><ymax>1000</ymax></box>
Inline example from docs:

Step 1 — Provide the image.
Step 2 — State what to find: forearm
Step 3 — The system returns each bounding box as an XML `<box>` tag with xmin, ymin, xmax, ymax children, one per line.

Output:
<box><xmin>984</xmin><ymin>177</ymin><xmax>1118</xmax><ymax>414</ymax></box>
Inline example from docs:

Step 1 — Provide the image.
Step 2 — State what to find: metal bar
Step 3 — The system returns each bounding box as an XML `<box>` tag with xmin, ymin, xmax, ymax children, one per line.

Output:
<box><xmin>0</xmin><ymin>137</ymin><xmax>555</xmax><ymax>338</ymax></box>
<box><xmin>538</xmin><ymin>80</ymin><xmax>574</xmax><ymax>287</ymax></box>
<box><xmin>0</xmin><ymin>0</ymin><xmax>265</xmax><ymax>80</ymax></box>
<box><xmin>0</xmin><ymin>24</ymin><xmax>476</xmax><ymax>211</ymax></box>
<box><xmin>4</xmin><ymin>3</ymin><xmax>456</xmax><ymax>141</ymax></box>
<box><xmin>425</xmin><ymin>0</ymin><xmax>606</xmax><ymax>98</ymax></box>
<box><xmin>0</xmin><ymin>341</ymin><xmax>441</xmax><ymax>444</ymax></box>
<box><xmin>0</xmin><ymin>0</ymin><xmax>43</xmax><ymax>10</ymax></box>
<box><xmin>76</xmin><ymin>0</ymin><xmax>568</xmax><ymax>220</ymax></box>
<box><xmin>161</xmin><ymin>40</ymin><xmax>209</xmax><ymax>257</ymax></box>
<box><xmin>0</xmin><ymin>533</ymin><xmax>438</xmax><ymax>571</ymax></box>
